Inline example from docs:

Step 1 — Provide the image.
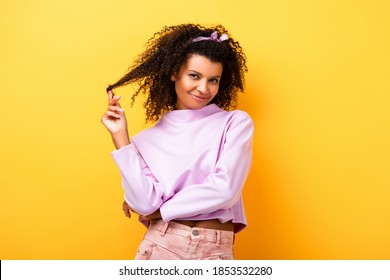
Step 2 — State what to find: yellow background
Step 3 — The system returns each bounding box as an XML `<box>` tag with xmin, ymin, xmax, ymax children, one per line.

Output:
<box><xmin>1</xmin><ymin>0</ymin><xmax>389</xmax><ymax>259</ymax></box>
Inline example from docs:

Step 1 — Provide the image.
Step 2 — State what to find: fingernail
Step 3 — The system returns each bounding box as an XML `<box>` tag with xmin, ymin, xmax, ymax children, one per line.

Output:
<box><xmin>119</xmin><ymin>108</ymin><xmax>124</xmax><ymax>112</ymax></box>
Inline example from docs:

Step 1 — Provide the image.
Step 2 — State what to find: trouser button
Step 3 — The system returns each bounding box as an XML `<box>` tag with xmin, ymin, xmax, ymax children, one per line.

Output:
<box><xmin>192</xmin><ymin>230</ymin><xmax>199</xmax><ymax>236</ymax></box>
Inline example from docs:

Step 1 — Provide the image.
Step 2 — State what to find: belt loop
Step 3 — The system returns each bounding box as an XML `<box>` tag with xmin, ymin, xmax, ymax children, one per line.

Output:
<box><xmin>216</xmin><ymin>230</ymin><xmax>221</xmax><ymax>247</ymax></box>
<box><xmin>160</xmin><ymin>221</ymin><xmax>170</xmax><ymax>236</ymax></box>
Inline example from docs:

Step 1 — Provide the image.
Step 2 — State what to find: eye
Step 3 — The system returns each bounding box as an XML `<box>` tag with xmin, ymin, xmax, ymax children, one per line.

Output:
<box><xmin>210</xmin><ymin>78</ymin><xmax>220</xmax><ymax>84</ymax></box>
<box><xmin>189</xmin><ymin>73</ymin><xmax>199</xmax><ymax>79</ymax></box>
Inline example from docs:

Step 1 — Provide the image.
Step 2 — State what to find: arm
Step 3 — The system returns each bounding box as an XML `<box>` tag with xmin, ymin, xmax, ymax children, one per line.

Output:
<box><xmin>122</xmin><ymin>200</ymin><xmax>162</xmax><ymax>220</ymax></box>
<box><xmin>159</xmin><ymin>113</ymin><xmax>254</xmax><ymax>221</ymax></box>
<box><xmin>102</xmin><ymin>89</ymin><xmax>164</xmax><ymax>216</ymax></box>
<box><xmin>111</xmin><ymin>144</ymin><xmax>165</xmax><ymax>216</ymax></box>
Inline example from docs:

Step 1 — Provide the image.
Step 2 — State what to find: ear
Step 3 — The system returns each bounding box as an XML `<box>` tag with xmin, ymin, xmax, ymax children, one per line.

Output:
<box><xmin>170</xmin><ymin>74</ymin><xmax>176</xmax><ymax>81</ymax></box>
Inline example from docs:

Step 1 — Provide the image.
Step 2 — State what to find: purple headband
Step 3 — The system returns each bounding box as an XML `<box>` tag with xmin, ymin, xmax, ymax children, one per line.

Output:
<box><xmin>192</xmin><ymin>31</ymin><xmax>229</xmax><ymax>43</ymax></box>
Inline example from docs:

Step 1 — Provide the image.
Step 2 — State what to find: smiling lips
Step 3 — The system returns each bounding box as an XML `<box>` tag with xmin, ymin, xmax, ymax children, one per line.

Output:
<box><xmin>190</xmin><ymin>93</ymin><xmax>209</xmax><ymax>102</ymax></box>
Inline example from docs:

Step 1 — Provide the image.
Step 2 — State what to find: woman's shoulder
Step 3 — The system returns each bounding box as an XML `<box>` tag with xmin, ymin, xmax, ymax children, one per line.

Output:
<box><xmin>226</xmin><ymin>108</ymin><xmax>253</xmax><ymax>124</ymax></box>
<box><xmin>221</xmin><ymin>109</ymin><xmax>254</xmax><ymax>136</ymax></box>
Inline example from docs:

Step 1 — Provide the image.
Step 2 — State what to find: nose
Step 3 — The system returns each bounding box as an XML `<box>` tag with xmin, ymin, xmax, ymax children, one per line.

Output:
<box><xmin>196</xmin><ymin>80</ymin><xmax>209</xmax><ymax>94</ymax></box>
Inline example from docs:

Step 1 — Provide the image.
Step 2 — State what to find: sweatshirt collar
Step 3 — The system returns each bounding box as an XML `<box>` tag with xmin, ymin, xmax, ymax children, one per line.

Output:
<box><xmin>161</xmin><ymin>104</ymin><xmax>223</xmax><ymax>123</ymax></box>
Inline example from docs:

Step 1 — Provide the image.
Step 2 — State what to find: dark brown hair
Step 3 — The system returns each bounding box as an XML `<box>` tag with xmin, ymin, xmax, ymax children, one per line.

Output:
<box><xmin>107</xmin><ymin>23</ymin><xmax>247</xmax><ymax>122</ymax></box>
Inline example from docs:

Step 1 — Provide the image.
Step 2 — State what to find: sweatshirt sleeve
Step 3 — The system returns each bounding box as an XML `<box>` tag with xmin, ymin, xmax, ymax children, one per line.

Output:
<box><xmin>111</xmin><ymin>143</ymin><xmax>165</xmax><ymax>216</ymax></box>
<box><xmin>159</xmin><ymin>112</ymin><xmax>254</xmax><ymax>221</ymax></box>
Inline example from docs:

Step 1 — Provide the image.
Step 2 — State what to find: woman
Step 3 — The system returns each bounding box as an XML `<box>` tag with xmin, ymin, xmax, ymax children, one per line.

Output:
<box><xmin>102</xmin><ymin>24</ymin><xmax>253</xmax><ymax>260</ymax></box>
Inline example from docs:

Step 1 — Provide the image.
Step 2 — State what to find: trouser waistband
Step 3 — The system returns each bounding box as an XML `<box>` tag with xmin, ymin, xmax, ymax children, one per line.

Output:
<box><xmin>148</xmin><ymin>219</ymin><xmax>235</xmax><ymax>245</ymax></box>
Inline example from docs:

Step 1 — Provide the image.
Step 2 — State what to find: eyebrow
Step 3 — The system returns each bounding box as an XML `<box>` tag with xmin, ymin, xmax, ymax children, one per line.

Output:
<box><xmin>188</xmin><ymin>70</ymin><xmax>221</xmax><ymax>79</ymax></box>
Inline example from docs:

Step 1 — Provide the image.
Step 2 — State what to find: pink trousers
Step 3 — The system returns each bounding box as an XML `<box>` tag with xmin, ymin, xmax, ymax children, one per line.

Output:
<box><xmin>134</xmin><ymin>220</ymin><xmax>235</xmax><ymax>260</ymax></box>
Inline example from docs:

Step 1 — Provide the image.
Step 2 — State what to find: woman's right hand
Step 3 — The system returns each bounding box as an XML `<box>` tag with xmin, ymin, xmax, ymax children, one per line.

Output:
<box><xmin>101</xmin><ymin>89</ymin><xmax>127</xmax><ymax>134</ymax></box>
<box><xmin>101</xmin><ymin>89</ymin><xmax>131</xmax><ymax>149</ymax></box>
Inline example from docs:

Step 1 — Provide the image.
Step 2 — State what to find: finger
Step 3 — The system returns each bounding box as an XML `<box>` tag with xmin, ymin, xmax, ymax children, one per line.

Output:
<box><xmin>122</xmin><ymin>201</ymin><xmax>131</xmax><ymax>211</ymax></box>
<box><xmin>122</xmin><ymin>202</ymin><xmax>131</xmax><ymax>218</ymax></box>
<box><xmin>104</xmin><ymin>110</ymin><xmax>121</xmax><ymax>119</ymax></box>
<box><xmin>123</xmin><ymin>210</ymin><xmax>131</xmax><ymax>218</ymax></box>
<box><xmin>123</xmin><ymin>208</ymin><xmax>131</xmax><ymax>218</ymax></box>
<box><xmin>109</xmin><ymin>95</ymin><xmax>121</xmax><ymax>106</ymax></box>
<box><xmin>108</xmin><ymin>105</ymin><xmax>124</xmax><ymax>113</ymax></box>
<box><xmin>107</xmin><ymin>89</ymin><xmax>114</xmax><ymax>102</ymax></box>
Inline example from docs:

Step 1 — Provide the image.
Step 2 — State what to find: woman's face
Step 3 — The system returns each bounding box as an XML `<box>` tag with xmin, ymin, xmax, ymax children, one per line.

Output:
<box><xmin>172</xmin><ymin>54</ymin><xmax>223</xmax><ymax>110</ymax></box>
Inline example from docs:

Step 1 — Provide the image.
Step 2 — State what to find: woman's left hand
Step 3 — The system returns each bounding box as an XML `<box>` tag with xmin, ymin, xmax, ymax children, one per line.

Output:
<box><xmin>122</xmin><ymin>201</ymin><xmax>161</xmax><ymax>220</ymax></box>
<box><xmin>122</xmin><ymin>201</ymin><xmax>133</xmax><ymax>218</ymax></box>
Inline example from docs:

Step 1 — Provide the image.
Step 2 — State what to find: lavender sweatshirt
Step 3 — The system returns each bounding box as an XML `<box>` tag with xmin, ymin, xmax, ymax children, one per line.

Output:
<box><xmin>111</xmin><ymin>104</ymin><xmax>254</xmax><ymax>232</ymax></box>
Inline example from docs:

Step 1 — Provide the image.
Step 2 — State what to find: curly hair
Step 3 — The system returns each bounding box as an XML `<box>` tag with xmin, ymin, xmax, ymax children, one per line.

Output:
<box><xmin>107</xmin><ymin>23</ymin><xmax>248</xmax><ymax>122</ymax></box>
